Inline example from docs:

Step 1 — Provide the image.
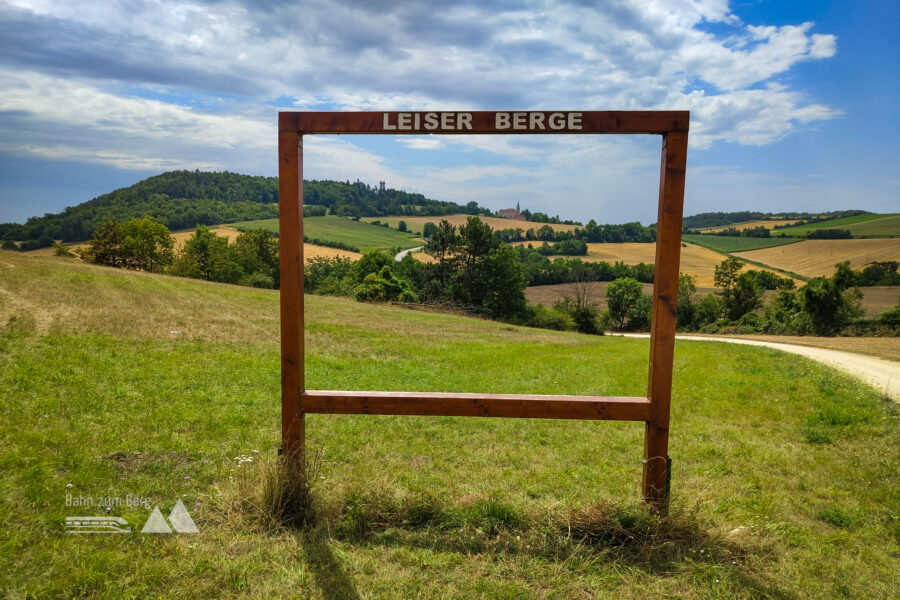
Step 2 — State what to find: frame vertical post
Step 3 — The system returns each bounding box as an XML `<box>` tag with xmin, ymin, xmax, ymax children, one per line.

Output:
<box><xmin>279</xmin><ymin>120</ymin><xmax>305</xmax><ymax>475</ymax></box>
<box><xmin>642</xmin><ymin>132</ymin><xmax>688</xmax><ymax>509</ymax></box>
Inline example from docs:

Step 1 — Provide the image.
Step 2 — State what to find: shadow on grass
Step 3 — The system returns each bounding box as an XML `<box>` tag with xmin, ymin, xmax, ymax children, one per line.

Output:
<box><xmin>299</xmin><ymin>530</ymin><xmax>362</xmax><ymax>600</ymax></box>
<box><xmin>302</xmin><ymin>491</ymin><xmax>793</xmax><ymax>598</ymax></box>
<box><xmin>241</xmin><ymin>458</ymin><xmax>791</xmax><ymax>597</ymax></box>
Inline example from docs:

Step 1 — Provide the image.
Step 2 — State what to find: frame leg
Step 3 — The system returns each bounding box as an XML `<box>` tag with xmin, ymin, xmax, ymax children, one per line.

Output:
<box><xmin>642</xmin><ymin>132</ymin><xmax>687</xmax><ymax>510</ymax></box>
<box><xmin>278</xmin><ymin>124</ymin><xmax>306</xmax><ymax>477</ymax></box>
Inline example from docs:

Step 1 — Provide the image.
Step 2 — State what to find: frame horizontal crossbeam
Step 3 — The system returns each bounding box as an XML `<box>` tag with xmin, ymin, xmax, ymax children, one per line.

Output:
<box><xmin>301</xmin><ymin>390</ymin><xmax>650</xmax><ymax>421</ymax></box>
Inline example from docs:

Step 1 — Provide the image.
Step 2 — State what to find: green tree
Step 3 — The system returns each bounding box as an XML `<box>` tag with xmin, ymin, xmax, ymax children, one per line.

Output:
<box><xmin>354</xmin><ymin>265</ymin><xmax>418</xmax><ymax>303</ymax></box>
<box><xmin>397</xmin><ymin>220</ymin><xmax>408</xmax><ymax>232</ymax></box>
<box><xmin>119</xmin><ymin>217</ymin><xmax>174</xmax><ymax>272</ymax></box>
<box><xmin>693</xmin><ymin>294</ymin><xmax>724</xmax><ymax>328</ymax></box>
<box><xmin>800</xmin><ymin>262</ymin><xmax>864</xmax><ymax>335</ymax></box>
<box><xmin>422</xmin><ymin>222</ymin><xmax>437</xmax><ymax>239</ymax></box>
<box><xmin>84</xmin><ymin>219</ymin><xmax>123</xmax><ymax>267</ymax></box>
<box><xmin>424</xmin><ymin>219</ymin><xmax>458</xmax><ymax>291</ymax></box>
<box><xmin>481</xmin><ymin>244</ymin><xmax>527</xmax><ymax>319</ymax></box>
<box><xmin>606</xmin><ymin>277</ymin><xmax>644</xmax><ymax>330</ymax></box>
<box><xmin>173</xmin><ymin>225</ymin><xmax>242</xmax><ymax>283</ymax></box>
<box><xmin>451</xmin><ymin>216</ymin><xmax>498</xmax><ymax>307</ymax></box>
<box><xmin>233</xmin><ymin>228</ymin><xmax>279</xmax><ymax>287</ymax></box>
<box><xmin>677</xmin><ymin>273</ymin><xmax>697</xmax><ymax>329</ymax></box>
<box><xmin>714</xmin><ymin>257</ymin><xmax>762</xmax><ymax>321</ymax></box>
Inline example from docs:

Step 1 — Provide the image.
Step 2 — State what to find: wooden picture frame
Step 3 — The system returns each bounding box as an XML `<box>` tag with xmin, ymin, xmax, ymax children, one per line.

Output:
<box><xmin>278</xmin><ymin>111</ymin><xmax>689</xmax><ymax>507</ymax></box>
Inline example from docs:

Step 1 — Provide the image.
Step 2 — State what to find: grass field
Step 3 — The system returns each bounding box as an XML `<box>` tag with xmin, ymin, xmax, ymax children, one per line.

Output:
<box><xmin>736</xmin><ymin>239</ymin><xmax>900</xmax><ymax>278</ymax></box>
<box><xmin>698</xmin><ymin>219</ymin><xmax>799</xmax><ymax>233</ymax></box>
<box><xmin>233</xmin><ymin>216</ymin><xmax>421</xmax><ymax>251</ymax></box>
<box><xmin>1</xmin><ymin>253</ymin><xmax>898</xmax><ymax>598</ymax></box>
<box><xmin>842</xmin><ymin>214</ymin><xmax>900</xmax><ymax>237</ymax></box>
<box><xmin>361</xmin><ymin>214</ymin><xmax>579</xmax><ymax>236</ymax></box>
<box><xmin>773</xmin><ymin>213</ymin><xmax>896</xmax><ymax>238</ymax></box>
<box><xmin>682</xmin><ymin>234</ymin><xmax>800</xmax><ymax>253</ymax></box>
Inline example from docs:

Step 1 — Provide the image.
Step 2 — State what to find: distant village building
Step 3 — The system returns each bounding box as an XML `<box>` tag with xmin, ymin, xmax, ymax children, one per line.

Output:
<box><xmin>497</xmin><ymin>202</ymin><xmax>526</xmax><ymax>221</ymax></box>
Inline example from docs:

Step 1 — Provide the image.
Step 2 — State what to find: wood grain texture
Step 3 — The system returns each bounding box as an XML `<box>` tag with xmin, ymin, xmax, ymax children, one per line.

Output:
<box><xmin>302</xmin><ymin>390</ymin><xmax>651</xmax><ymax>421</ymax></box>
<box><xmin>279</xmin><ymin>111</ymin><xmax>689</xmax><ymax>135</ymax></box>
<box><xmin>642</xmin><ymin>131</ymin><xmax>688</xmax><ymax>508</ymax></box>
<box><xmin>278</xmin><ymin>130</ymin><xmax>305</xmax><ymax>466</ymax></box>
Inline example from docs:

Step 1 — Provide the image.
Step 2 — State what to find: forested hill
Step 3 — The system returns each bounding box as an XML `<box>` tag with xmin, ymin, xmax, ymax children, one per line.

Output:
<box><xmin>683</xmin><ymin>210</ymin><xmax>870</xmax><ymax>230</ymax></box>
<box><xmin>0</xmin><ymin>170</ymin><xmax>491</xmax><ymax>243</ymax></box>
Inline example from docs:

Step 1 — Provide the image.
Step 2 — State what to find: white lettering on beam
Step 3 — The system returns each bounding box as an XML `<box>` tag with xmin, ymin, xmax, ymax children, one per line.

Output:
<box><xmin>494</xmin><ymin>112</ymin><xmax>583</xmax><ymax>131</ymax></box>
<box><xmin>383</xmin><ymin>112</ymin><xmax>474</xmax><ymax>132</ymax></box>
<box><xmin>385</xmin><ymin>111</ymin><xmax>583</xmax><ymax>132</ymax></box>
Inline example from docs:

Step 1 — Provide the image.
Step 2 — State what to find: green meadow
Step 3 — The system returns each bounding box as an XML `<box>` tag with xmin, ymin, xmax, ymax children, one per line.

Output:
<box><xmin>0</xmin><ymin>253</ymin><xmax>897</xmax><ymax>598</ymax></box>
<box><xmin>232</xmin><ymin>215</ymin><xmax>421</xmax><ymax>251</ymax></box>
<box><xmin>682</xmin><ymin>234</ymin><xmax>800</xmax><ymax>253</ymax></box>
<box><xmin>774</xmin><ymin>213</ymin><xmax>898</xmax><ymax>238</ymax></box>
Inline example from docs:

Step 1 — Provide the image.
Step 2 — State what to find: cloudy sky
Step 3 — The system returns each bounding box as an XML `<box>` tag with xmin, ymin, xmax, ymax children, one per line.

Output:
<box><xmin>0</xmin><ymin>0</ymin><xmax>897</xmax><ymax>224</ymax></box>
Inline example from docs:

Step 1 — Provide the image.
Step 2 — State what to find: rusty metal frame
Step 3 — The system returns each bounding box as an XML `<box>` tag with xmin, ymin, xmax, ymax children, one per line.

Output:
<box><xmin>278</xmin><ymin>111</ymin><xmax>688</xmax><ymax>507</ymax></box>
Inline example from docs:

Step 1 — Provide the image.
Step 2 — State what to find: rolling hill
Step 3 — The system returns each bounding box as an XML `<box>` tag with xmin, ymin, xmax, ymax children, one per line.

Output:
<box><xmin>0</xmin><ymin>171</ymin><xmax>491</xmax><ymax>244</ymax></box>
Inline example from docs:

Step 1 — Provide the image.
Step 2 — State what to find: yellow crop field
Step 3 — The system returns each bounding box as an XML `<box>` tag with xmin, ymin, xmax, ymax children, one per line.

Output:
<box><xmin>303</xmin><ymin>243</ymin><xmax>361</xmax><ymax>262</ymax></box>
<box><xmin>512</xmin><ymin>242</ymin><xmax>764</xmax><ymax>287</ymax></box>
<box><xmin>25</xmin><ymin>225</ymin><xmax>360</xmax><ymax>264</ymax></box>
<box><xmin>700</xmin><ymin>219</ymin><xmax>798</xmax><ymax>233</ymax></box>
<box><xmin>170</xmin><ymin>226</ymin><xmax>241</xmax><ymax>246</ymax></box>
<box><xmin>736</xmin><ymin>238</ymin><xmax>900</xmax><ymax>278</ymax></box>
<box><xmin>363</xmin><ymin>214</ymin><xmax>579</xmax><ymax>234</ymax></box>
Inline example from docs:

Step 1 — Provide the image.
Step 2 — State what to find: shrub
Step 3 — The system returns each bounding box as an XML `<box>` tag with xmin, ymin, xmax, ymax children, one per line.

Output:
<box><xmin>354</xmin><ymin>266</ymin><xmax>419</xmax><ymax>303</ymax></box>
<box><xmin>244</xmin><ymin>272</ymin><xmax>275</xmax><ymax>289</ymax></box>
<box><xmin>694</xmin><ymin>294</ymin><xmax>724</xmax><ymax>327</ymax></box>
<box><xmin>525</xmin><ymin>304</ymin><xmax>574</xmax><ymax>331</ymax></box>
<box><xmin>1</xmin><ymin>240</ymin><xmax>17</xmax><ymax>251</ymax></box>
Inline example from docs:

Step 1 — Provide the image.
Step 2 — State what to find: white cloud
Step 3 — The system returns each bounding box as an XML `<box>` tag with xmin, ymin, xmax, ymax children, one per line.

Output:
<box><xmin>0</xmin><ymin>0</ymin><xmax>852</xmax><ymax>222</ymax></box>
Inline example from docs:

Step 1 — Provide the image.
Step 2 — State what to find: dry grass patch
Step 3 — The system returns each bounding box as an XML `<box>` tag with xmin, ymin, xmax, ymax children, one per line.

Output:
<box><xmin>736</xmin><ymin>238</ymin><xmax>900</xmax><ymax>278</ymax></box>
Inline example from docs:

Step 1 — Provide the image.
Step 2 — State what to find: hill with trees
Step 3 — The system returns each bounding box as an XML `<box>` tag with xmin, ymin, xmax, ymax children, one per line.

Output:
<box><xmin>682</xmin><ymin>210</ymin><xmax>871</xmax><ymax>231</ymax></box>
<box><xmin>0</xmin><ymin>170</ymin><xmax>492</xmax><ymax>244</ymax></box>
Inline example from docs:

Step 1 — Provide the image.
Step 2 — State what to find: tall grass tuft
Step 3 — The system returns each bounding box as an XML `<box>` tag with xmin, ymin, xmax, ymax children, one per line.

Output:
<box><xmin>221</xmin><ymin>449</ymin><xmax>322</xmax><ymax>532</ymax></box>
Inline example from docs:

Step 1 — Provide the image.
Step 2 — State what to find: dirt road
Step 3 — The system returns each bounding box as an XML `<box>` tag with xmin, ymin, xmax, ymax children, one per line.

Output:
<box><xmin>616</xmin><ymin>333</ymin><xmax>900</xmax><ymax>402</ymax></box>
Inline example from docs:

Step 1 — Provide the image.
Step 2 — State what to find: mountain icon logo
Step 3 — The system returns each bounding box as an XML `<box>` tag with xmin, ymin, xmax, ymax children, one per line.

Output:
<box><xmin>140</xmin><ymin>499</ymin><xmax>199</xmax><ymax>534</ymax></box>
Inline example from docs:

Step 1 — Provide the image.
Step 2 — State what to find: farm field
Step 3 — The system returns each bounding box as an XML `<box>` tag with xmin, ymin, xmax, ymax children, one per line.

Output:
<box><xmin>361</xmin><ymin>213</ymin><xmax>579</xmax><ymax>235</ymax></box>
<box><xmin>773</xmin><ymin>213</ymin><xmax>896</xmax><ymax>237</ymax></box>
<box><xmin>698</xmin><ymin>219</ymin><xmax>799</xmax><ymax>233</ymax></box>
<box><xmin>514</xmin><ymin>241</ymin><xmax>792</xmax><ymax>287</ymax></box>
<box><xmin>233</xmin><ymin>215</ymin><xmax>421</xmax><ymax>251</ymax></box>
<box><xmin>842</xmin><ymin>213</ymin><xmax>900</xmax><ymax>237</ymax></box>
<box><xmin>22</xmin><ymin>226</ymin><xmax>358</xmax><ymax>264</ymax></box>
<box><xmin>526</xmin><ymin>283</ymin><xmax>898</xmax><ymax>319</ymax></box>
<box><xmin>736</xmin><ymin>238</ymin><xmax>900</xmax><ymax>278</ymax></box>
<box><xmin>0</xmin><ymin>252</ymin><xmax>897</xmax><ymax>598</ymax></box>
<box><xmin>682</xmin><ymin>234</ymin><xmax>800</xmax><ymax>253</ymax></box>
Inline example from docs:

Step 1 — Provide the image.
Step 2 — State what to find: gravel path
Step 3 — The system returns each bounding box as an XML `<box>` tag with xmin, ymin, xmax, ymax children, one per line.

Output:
<box><xmin>394</xmin><ymin>246</ymin><xmax>423</xmax><ymax>262</ymax></box>
<box><xmin>614</xmin><ymin>333</ymin><xmax>900</xmax><ymax>402</ymax></box>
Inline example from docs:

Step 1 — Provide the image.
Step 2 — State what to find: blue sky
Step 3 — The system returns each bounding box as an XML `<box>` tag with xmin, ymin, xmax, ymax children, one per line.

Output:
<box><xmin>0</xmin><ymin>0</ymin><xmax>897</xmax><ymax>225</ymax></box>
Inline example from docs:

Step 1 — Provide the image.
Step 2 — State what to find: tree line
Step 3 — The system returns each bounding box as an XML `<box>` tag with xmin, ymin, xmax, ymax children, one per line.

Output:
<box><xmin>80</xmin><ymin>218</ymin><xmax>280</xmax><ymax>289</ymax></box>
<box><xmin>0</xmin><ymin>171</ymin><xmax>491</xmax><ymax>244</ymax></box>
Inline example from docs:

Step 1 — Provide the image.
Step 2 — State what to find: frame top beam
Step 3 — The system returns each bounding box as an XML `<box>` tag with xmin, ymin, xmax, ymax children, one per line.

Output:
<box><xmin>279</xmin><ymin>110</ymin><xmax>689</xmax><ymax>135</ymax></box>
